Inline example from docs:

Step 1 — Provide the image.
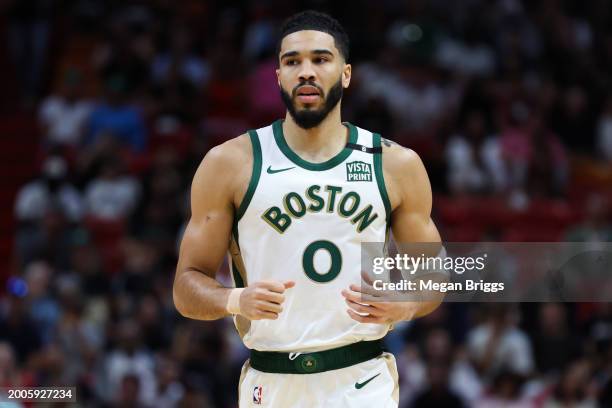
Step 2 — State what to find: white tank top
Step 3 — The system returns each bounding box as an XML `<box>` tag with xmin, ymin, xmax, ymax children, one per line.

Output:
<box><xmin>230</xmin><ymin>120</ymin><xmax>392</xmax><ymax>352</ymax></box>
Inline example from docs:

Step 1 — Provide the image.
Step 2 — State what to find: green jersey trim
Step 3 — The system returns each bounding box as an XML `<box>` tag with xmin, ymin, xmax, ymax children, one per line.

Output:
<box><xmin>272</xmin><ymin>119</ymin><xmax>358</xmax><ymax>171</ymax></box>
<box><xmin>231</xmin><ymin>259</ymin><xmax>245</xmax><ymax>288</ymax></box>
<box><xmin>235</xmin><ymin>130</ymin><xmax>263</xmax><ymax>222</ymax></box>
<box><xmin>373</xmin><ymin>133</ymin><xmax>391</xmax><ymax>225</ymax></box>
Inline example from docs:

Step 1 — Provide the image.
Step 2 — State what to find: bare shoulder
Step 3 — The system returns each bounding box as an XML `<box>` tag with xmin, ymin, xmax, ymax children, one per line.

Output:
<box><xmin>380</xmin><ymin>137</ymin><xmax>423</xmax><ymax>175</ymax></box>
<box><xmin>191</xmin><ymin>134</ymin><xmax>254</xmax><ymax>209</ymax></box>
<box><xmin>201</xmin><ymin>133</ymin><xmax>252</xmax><ymax>171</ymax></box>
<box><xmin>380</xmin><ymin>137</ymin><xmax>430</xmax><ymax>210</ymax></box>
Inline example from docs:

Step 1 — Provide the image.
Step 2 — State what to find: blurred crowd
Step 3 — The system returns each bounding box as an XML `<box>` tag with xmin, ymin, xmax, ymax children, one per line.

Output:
<box><xmin>2</xmin><ymin>0</ymin><xmax>612</xmax><ymax>407</ymax></box>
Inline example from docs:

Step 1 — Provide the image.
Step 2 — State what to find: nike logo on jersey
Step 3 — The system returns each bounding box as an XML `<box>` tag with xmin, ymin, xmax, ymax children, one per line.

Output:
<box><xmin>267</xmin><ymin>165</ymin><xmax>295</xmax><ymax>174</ymax></box>
<box><xmin>355</xmin><ymin>373</ymin><xmax>380</xmax><ymax>389</ymax></box>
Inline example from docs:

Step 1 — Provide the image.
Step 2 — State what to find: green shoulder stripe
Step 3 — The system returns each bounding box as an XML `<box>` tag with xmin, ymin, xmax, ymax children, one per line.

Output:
<box><xmin>373</xmin><ymin>133</ymin><xmax>391</xmax><ymax>225</ymax></box>
<box><xmin>235</xmin><ymin>130</ymin><xmax>262</xmax><ymax>222</ymax></box>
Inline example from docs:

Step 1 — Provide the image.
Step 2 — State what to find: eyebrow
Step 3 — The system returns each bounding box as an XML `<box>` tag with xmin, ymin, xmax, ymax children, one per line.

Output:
<box><xmin>280</xmin><ymin>49</ymin><xmax>335</xmax><ymax>60</ymax></box>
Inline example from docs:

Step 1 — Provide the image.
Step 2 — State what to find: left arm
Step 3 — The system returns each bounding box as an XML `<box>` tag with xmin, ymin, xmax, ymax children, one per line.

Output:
<box><xmin>342</xmin><ymin>139</ymin><xmax>443</xmax><ymax>323</ymax></box>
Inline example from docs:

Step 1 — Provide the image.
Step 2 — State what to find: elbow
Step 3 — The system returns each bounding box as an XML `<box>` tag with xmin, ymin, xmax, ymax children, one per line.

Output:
<box><xmin>172</xmin><ymin>274</ymin><xmax>190</xmax><ymax>318</ymax></box>
<box><xmin>172</xmin><ymin>287</ymin><xmax>185</xmax><ymax>317</ymax></box>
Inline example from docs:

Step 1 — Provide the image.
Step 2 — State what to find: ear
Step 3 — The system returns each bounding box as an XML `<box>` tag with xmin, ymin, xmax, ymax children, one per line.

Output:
<box><xmin>276</xmin><ymin>68</ymin><xmax>281</xmax><ymax>87</ymax></box>
<box><xmin>342</xmin><ymin>63</ymin><xmax>352</xmax><ymax>89</ymax></box>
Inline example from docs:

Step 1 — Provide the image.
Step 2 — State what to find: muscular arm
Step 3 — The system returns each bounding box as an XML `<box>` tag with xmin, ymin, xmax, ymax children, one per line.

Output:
<box><xmin>173</xmin><ymin>138</ymin><xmax>248</xmax><ymax>320</ymax></box>
<box><xmin>383</xmin><ymin>138</ymin><xmax>443</xmax><ymax>318</ymax></box>
<box><xmin>173</xmin><ymin>135</ymin><xmax>293</xmax><ymax>321</ymax></box>
<box><xmin>342</xmin><ymin>138</ymin><xmax>444</xmax><ymax>323</ymax></box>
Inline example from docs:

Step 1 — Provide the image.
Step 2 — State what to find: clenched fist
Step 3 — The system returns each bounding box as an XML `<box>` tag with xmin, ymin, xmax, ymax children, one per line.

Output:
<box><xmin>239</xmin><ymin>280</ymin><xmax>295</xmax><ymax>320</ymax></box>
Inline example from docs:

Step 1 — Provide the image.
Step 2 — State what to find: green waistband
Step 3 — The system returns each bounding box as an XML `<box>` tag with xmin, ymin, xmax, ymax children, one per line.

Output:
<box><xmin>249</xmin><ymin>340</ymin><xmax>385</xmax><ymax>374</ymax></box>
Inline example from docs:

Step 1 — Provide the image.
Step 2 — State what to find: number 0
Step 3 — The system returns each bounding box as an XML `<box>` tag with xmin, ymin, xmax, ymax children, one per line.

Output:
<box><xmin>303</xmin><ymin>240</ymin><xmax>342</xmax><ymax>282</ymax></box>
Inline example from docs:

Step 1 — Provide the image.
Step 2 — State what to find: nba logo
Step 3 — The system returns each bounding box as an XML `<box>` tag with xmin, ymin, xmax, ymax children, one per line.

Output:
<box><xmin>253</xmin><ymin>385</ymin><xmax>263</xmax><ymax>405</ymax></box>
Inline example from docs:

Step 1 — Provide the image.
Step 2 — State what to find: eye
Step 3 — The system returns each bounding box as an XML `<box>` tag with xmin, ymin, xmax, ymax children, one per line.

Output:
<box><xmin>314</xmin><ymin>57</ymin><xmax>328</xmax><ymax>64</ymax></box>
<box><xmin>285</xmin><ymin>59</ymin><xmax>299</xmax><ymax>66</ymax></box>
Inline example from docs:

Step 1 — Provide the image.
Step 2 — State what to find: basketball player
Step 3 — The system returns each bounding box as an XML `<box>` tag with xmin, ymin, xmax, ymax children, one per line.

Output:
<box><xmin>173</xmin><ymin>11</ymin><xmax>442</xmax><ymax>407</ymax></box>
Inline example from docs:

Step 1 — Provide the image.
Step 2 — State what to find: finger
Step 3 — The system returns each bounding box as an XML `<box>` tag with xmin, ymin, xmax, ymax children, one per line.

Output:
<box><xmin>258</xmin><ymin>281</ymin><xmax>288</xmax><ymax>293</ymax></box>
<box><xmin>345</xmin><ymin>299</ymin><xmax>383</xmax><ymax>317</ymax></box>
<box><xmin>283</xmin><ymin>281</ymin><xmax>296</xmax><ymax>289</ymax></box>
<box><xmin>347</xmin><ymin>309</ymin><xmax>385</xmax><ymax>324</ymax></box>
<box><xmin>350</xmin><ymin>283</ymin><xmax>381</xmax><ymax>299</ymax></box>
<box><xmin>254</xmin><ymin>310</ymin><xmax>279</xmax><ymax>320</ymax></box>
<box><xmin>342</xmin><ymin>289</ymin><xmax>386</xmax><ymax>311</ymax></box>
<box><xmin>361</xmin><ymin>270</ymin><xmax>375</xmax><ymax>285</ymax></box>
<box><xmin>341</xmin><ymin>288</ymin><xmax>366</xmax><ymax>304</ymax></box>
<box><xmin>258</xmin><ymin>291</ymin><xmax>285</xmax><ymax>304</ymax></box>
<box><xmin>257</xmin><ymin>300</ymin><xmax>283</xmax><ymax>314</ymax></box>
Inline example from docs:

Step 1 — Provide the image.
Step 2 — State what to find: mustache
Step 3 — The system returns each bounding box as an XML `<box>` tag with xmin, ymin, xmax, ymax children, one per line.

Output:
<box><xmin>292</xmin><ymin>81</ymin><xmax>324</xmax><ymax>98</ymax></box>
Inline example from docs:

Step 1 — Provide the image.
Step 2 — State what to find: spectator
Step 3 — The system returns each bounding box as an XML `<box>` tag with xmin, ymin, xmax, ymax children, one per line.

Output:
<box><xmin>115</xmin><ymin>238</ymin><xmax>159</xmax><ymax>296</ymax></box>
<box><xmin>0</xmin><ymin>342</ymin><xmax>28</xmax><ymax>388</ymax></box>
<box><xmin>130</xmin><ymin>147</ymin><xmax>184</xmax><ymax>247</ymax></box>
<box><xmin>15</xmin><ymin>156</ymin><xmax>83</xmax><ymax>223</ymax></box>
<box><xmin>151</xmin><ymin>24</ymin><xmax>209</xmax><ymax>89</ymax></box>
<box><xmin>68</xmin><ymin>243</ymin><xmax>110</xmax><ymax>296</ymax></box>
<box><xmin>398</xmin><ymin>328</ymin><xmax>482</xmax><ymax>405</ymax></box>
<box><xmin>84</xmin><ymin>75</ymin><xmax>147</xmax><ymax>153</ymax></box>
<box><xmin>54</xmin><ymin>275</ymin><xmax>104</xmax><ymax>386</ymax></box>
<box><xmin>84</xmin><ymin>155</ymin><xmax>141</xmax><ymax>220</ymax></box>
<box><xmin>154</xmin><ymin>354</ymin><xmax>185</xmax><ymax>407</ymax></box>
<box><xmin>435</xmin><ymin>23</ymin><xmax>496</xmax><ymax>78</ymax></box>
<box><xmin>38</xmin><ymin>69</ymin><xmax>93</xmax><ymax>148</ymax></box>
<box><xmin>445</xmin><ymin>110</ymin><xmax>506</xmax><ymax>194</ymax></box>
<box><xmin>500</xmin><ymin>105</ymin><xmax>568</xmax><ymax>200</ymax></box>
<box><xmin>473</xmin><ymin>371</ymin><xmax>529</xmax><ymax>408</ymax></box>
<box><xmin>531</xmin><ymin>303</ymin><xmax>581</xmax><ymax>376</ymax></box>
<box><xmin>565</xmin><ymin>194</ymin><xmax>612</xmax><ymax>242</ymax></box>
<box><xmin>136</xmin><ymin>296</ymin><xmax>168</xmax><ymax>351</ymax></box>
<box><xmin>356</xmin><ymin>60</ymin><xmax>453</xmax><ymax>132</ymax></box>
<box><xmin>115</xmin><ymin>373</ymin><xmax>146</xmax><ymax>408</ymax></box>
<box><xmin>242</xmin><ymin>2</ymin><xmax>277</xmax><ymax>63</ymax></box>
<box><xmin>15</xmin><ymin>206</ymin><xmax>80</xmax><ymax>270</ymax></box>
<box><xmin>550</xmin><ymin>86</ymin><xmax>596</xmax><ymax>154</ymax></box>
<box><xmin>409</xmin><ymin>360</ymin><xmax>466</xmax><ymax>408</ymax></box>
<box><xmin>23</xmin><ymin>261</ymin><xmax>60</xmax><ymax>345</ymax></box>
<box><xmin>0</xmin><ymin>296</ymin><xmax>42</xmax><ymax>365</ymax></box>
<box><xmin>101</xmin><ymin>319</ymin><xmax>156</xmax><ymax>406</ymax></box>
<box><xmin>541</xmin><ymin>359</ymin><xmax>597</xmax><ymax>408</ymax></box>
<box><xmin>467</xmin><ymin>304</ymin><xmax>534</xmax><ymax>380</ymax></box>
<box><xmin>6</xmin><ymin>0</ymin><xmax>54</xmax><ymax>104</ymax></box>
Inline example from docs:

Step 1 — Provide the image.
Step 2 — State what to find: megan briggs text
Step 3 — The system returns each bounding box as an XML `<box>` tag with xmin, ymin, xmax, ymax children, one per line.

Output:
<box><xmin>373</xmin><ymin>279</ymin><xmax>505</xmax><ymax>293</ymax></box>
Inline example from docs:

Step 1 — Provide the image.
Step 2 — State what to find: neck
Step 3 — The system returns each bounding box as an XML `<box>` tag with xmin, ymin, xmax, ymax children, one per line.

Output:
<box><xmin>282</xmin><ymin>105</ymin><xmax>347</xmax><ymax>160</ymax></box>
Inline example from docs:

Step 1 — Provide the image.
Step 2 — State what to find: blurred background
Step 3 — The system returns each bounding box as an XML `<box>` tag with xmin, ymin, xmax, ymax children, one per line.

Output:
<box><xmin>1</xmin><ymin>0</ymin><xmax>612</xmax><ymax>407</ymax></box>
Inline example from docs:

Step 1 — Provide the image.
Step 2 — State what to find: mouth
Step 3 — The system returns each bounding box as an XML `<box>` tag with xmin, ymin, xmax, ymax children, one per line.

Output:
<box><xmin>295</xmin><ymin>85</ymin><xmax>322</xmax><ymax>104</ymax></box>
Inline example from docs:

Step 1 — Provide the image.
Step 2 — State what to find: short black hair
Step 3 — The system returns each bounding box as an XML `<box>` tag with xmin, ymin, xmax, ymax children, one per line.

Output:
<box><xmin>278</xmin><ymin>10</ymin><xmax>350</xmax><ymax>61</ymax></box>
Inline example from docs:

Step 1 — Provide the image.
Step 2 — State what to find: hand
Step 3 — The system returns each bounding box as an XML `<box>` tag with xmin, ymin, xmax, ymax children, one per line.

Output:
<box><xmin>341</xmin><ymin>280</ymin><xmax>420</xmax><ymax>324</ymax></box>
<box><xmin>239</xmin><ymin>280</ymin><xmax>295</xmax><ymax>320</ymax></box>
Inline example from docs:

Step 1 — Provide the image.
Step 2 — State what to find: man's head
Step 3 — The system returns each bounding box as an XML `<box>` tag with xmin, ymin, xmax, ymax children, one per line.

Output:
<box><xmin>276</xmin><ymin>11</ymin><xmax>351</xmax><ymax>129</ymax></box>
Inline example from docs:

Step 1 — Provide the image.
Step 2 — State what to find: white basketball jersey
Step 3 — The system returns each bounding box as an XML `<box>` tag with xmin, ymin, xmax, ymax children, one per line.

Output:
<box><xmin>230</xmin><ymin>120</ymin><xmax>392</xmax><ymax>352</ymax></box>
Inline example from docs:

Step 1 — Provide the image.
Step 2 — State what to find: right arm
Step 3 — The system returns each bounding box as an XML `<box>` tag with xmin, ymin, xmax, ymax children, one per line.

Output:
<box><xmin>173</xmin><ymin>136</ymin><xmax>293</xmax><ymax>321</ymax></box>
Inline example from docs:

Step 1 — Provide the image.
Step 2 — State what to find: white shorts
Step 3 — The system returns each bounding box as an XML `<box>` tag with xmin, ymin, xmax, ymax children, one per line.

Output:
<box><xmin>238</xmin><ymin>352</ymin><xmax>399</xmax><ymax>407</ymax></box>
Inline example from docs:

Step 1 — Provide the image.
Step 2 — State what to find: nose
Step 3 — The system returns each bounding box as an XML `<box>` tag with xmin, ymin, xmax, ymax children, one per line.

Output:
<box><xmin>298</xmin><ymin>59</ymin><xmax>316</xmax><ymax>82</ymax></box>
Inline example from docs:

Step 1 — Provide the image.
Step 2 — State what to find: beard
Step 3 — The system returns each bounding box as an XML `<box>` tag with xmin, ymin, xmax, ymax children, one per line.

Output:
<box><xmin>280</xmin><ymin>77</ymin><xmax>343</xmax><ymax>129</ymax></box>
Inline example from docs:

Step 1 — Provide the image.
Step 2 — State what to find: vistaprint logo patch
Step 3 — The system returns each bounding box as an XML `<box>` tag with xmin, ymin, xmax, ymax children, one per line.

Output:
<box><xmin>346</xmin><ymin>161</ymin><xmax>372</xmax><ymax>182</ymax></box>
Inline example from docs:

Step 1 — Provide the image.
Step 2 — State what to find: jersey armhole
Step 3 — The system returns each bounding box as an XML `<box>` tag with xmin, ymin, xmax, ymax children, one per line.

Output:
<box><xmin>230</xmin><ymin>130</ymin><xmax>261</xmax><ymax>289</ymax></box>
<box><xmin>373</xmin><ymin>133</ymin><xmax>392</xmax><ymax>226</ymax></box>
<box><xmin>235</xmin><ymin>130</ymin><xmax>263</xmax><ymax>223</ymax></box>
